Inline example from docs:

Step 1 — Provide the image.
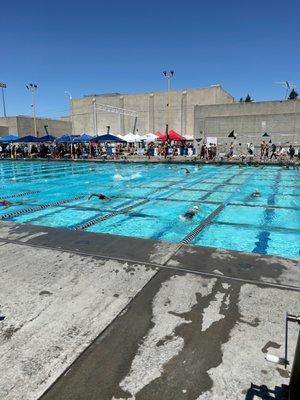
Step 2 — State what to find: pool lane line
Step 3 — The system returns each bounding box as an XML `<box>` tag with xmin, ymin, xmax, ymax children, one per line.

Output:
<box><xmin>227</xmin><ymin>201</ymin><xmax>300</xmax><ymax>211</ymax></box>
<box><xmin>212</xmin><ymin>220</ymin><xmax>300</xmax><ymax>235</ymax></box>
<box><xmin>72</xmin><ymin>198</ymin><xmax>150</xmax><ymax>230</ymax></box>
<box><xmin>0</xmin><ymin>195</ymin><xmax>87</xmax><ymax>221</ymax></box>
<box><xmin>3</xmin><ymin>190</ymin><xmax>40</xmax><ymax>198</ymax></box>
<box><xmin>71</xmin><ymin>173</ymin><xmax>200</xmax><ymax>231</ymax></box>
<box><xmin>180</xmin><ymin>170</ymin><xmax>259</xmax><ymax>245</ymax></box>
<box><xmin>252</xmin><ymin>171</ymin><xmax>281</xmax><ymax>255</ymax></box>
<box><xmin>73</xmin><ymin>169</ymin><xmax>250</xmax><ymax>234</ymax></box>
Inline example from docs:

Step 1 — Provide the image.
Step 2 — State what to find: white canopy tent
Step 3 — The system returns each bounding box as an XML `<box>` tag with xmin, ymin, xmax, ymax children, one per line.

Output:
<box><xmin>119</xmin><ymin>132</ymin><xmax>158</xmax><ymax>143</ymax></box>
<box><xmin>141</xmin><ymin>133</ymin><xmax>157</xmax><ymax>142</ymax></box>
<box><xmin>121</xmin><ymin>132</ymin><xmax>140</xmax><ymax>142</ymax></box>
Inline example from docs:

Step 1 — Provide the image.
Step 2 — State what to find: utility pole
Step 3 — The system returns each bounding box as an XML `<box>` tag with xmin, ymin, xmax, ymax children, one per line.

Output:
<box><xmin>0</xmin><ymin>82</ymin><xmax>7</xmax><ymax>117</ymax></box>
<box><xmin>26</xmin><ymin>83</ymin><xmax>38</xmax><ymax>137</ymax></box>
<box><xmin>163</xmin><ymin>70</ymin><xmax>174</xmax><ymax>139</ymax></box>
<box><xmin>64</xmin><ymin>91</ymin><xmax>73</xmax><ymax>134</ymax></box>
<box><xmin>92</xmin><ymin>98</ymin><xmax>97</xmax><ymax>136</ymax></box>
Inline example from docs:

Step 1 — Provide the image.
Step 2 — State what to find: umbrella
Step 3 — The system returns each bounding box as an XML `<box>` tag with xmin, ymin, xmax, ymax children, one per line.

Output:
<box><xmin>15</xmin><ymin>135</ymin><xmax>40</xmax><ymax>143</ymax></box>
<box><xmin>0</xmin><ymin>134</ymin><xmax>18</xmax><ymax>142</ymax></box>
<box><xmin>37</xmin><ymin>134</ymin><xmax>56</xmax><ymax>142</ymax></box>
<box><xmin>92</xmin><ymin>134</ymin><xmax>127</xmax><ymax>143</ymax></box>
<box><xmin>73</xmin><ymin>133</ymin><xmax>93</xmax><ymax>143</ymax></box>
<box><xmin>262</xmin><ymin>132</ymin><xmax>269</xmax><ymax>137</ymax></box>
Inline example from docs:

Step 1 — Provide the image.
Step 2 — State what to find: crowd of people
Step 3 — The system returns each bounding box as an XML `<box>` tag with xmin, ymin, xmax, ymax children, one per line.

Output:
<box><xmin>0</xmin><ymin>139</ymin><xmax>299</xmax><ymax>163</ymax></box>
<box><xmin>258</xmin><ymin>141</ymin><xmax>298</xmax><ymax>161</ymax></box>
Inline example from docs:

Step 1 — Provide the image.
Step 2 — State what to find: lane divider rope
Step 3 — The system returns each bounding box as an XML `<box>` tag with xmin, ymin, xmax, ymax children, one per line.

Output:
<box><xmin>4</xmin><ymin>190</ymin><xmax>39</xmax><ymax>198</ymax></box>
<box><xmin>72</xmin><ymin>198</ymin><xmax>149</xmax><ymax>230</ymax></box>
<box><xmin>0</xmin><ymin>195</ymin><xmax>86</xmax><ymax>220</ymax></box>
<box><xmin>180</xmin><ymin>170</ymin><xmax>254</xmax><ymax>245</ymax></box>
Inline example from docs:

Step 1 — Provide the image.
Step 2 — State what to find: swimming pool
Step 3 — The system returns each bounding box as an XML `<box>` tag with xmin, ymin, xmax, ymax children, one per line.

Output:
<box><xmin>0</xmin><ymin>161</ymin><xmax>299</xmax><ymax>259</ymax></box>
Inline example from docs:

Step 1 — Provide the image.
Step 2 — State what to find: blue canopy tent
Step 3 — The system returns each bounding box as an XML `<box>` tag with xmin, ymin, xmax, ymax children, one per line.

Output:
<box><xmin>55</xmin><ymin>134</ymin><xmax>79</xmax><ymax>143</ymax></box>
<box><xmin>15</xmin><ymin>135</ymin><xmax>40</xmax><ymax>143</ymax></box>
<box><xmin>73</xmin><ymin>133</ymin><xmax>93</xmax><ymax>143</ymax></box>
<box><xmin>92</xmin><ymin>134</ymin><xmax>127</xmax><ymax>143</ymax></box>
<box><xmin>37</xmin><ymin>134</ymin><xmax>56</xmax><ymax>142</ymax></box>
<box><xmin>0</xmin><ymin>134</ymin><xmax>19</xmax><ymax>142</ymax></box>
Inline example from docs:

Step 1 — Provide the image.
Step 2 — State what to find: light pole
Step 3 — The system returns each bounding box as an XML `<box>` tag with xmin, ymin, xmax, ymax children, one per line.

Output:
<box><xmin>64</xmin><ymin>91</ymin><xmax>73</xmax><ymax>134</ymax></box>
<box><xmin>0</xmin><ymin>82</ymin><xmax>7</xmax><ymax>117</ymax></box>
<box><xmin>92</xmin><ymin>97</ymin><xmax>98</xmax><ymax>136</ymax></box>
<box><xmin>163</xmin><ymin>70</ymin><xmax>174</xmax><ymax>138</ymax></box>
<box><xmin>26</xmin><ymin>83</ymin><xmax>38</xmax><ymax>137</ymax></box>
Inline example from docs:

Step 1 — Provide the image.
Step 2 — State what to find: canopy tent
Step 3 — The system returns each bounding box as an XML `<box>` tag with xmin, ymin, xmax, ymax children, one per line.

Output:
<box><xmin>15</xmin><ymin>135</ymin><xmax>40</xmax><ymax>143</ymax></box>
<box><xmin>56</xmin><ymin>134</ymin><xmax>79</xmax><ymax>143</ymax></box>
<box><xmin>37</xmin><ymin>134</ymin><xmax>56</xmax><ymax>142</ymax></box>
<box><xmin>156</xmin><ymin>130</ymin><xmax>186</xmax><ymax>141</ymax></box>
<box><xmin>141</xmin><ymin>133</ymin><xmax>158</xmax><ymax>142</ymax></box>
<box><xmin>122</xmin><ymin>132</ymin><xmax>140</xmax><ymax>142</ymax></box>
<box><xmin>92</xmin><ymin>134</ymin><xmax>127</xmax><ymax>143</ymax></box>
<box><xmin>0</xmin><ymin>134</ymin><xmax>19</xmax><ymax>142</ymax></box>
<box><xmin>72</xmin><ymin>133</ymin><xmax>93</xmax><ymax>143</ymax></box>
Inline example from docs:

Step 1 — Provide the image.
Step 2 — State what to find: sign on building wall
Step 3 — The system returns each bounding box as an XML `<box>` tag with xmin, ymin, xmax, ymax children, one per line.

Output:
<box><xmin>206</xmin><ymin>136</ymin><xmax>218</xmax><ymax>145</ymax></box>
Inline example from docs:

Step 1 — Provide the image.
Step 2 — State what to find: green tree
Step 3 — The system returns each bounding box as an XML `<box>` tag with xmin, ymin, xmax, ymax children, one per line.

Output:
<box><xmin>288</xmin><ymin>89</ymin><xmax>299</xmax><ymax>100</ymax></box>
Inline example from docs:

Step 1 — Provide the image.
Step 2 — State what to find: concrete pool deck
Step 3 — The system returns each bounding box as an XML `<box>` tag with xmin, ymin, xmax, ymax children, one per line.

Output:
<box><xmin>0</xmin><ymin>222</ymin><xmax>299</xmax><ymax>400</ymax></box>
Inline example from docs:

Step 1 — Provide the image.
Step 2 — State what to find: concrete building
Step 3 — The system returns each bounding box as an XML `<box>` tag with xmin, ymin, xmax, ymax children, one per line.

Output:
<box><xmin>0</xmin><ymin>116</ymin><xmax>72</xmax><ymax>138</ymax></box>
<box><xmin>194</xmin><ymin>100</ymin><xmax>300</xmax><ymax>145</ymax></box>
<box><xmin>71</xmin><ymin>85</ymin><xmax>234</xmax><ymax>137</ymax></box>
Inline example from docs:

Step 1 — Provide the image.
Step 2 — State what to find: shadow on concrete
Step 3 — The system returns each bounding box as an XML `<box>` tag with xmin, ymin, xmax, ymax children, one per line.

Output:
<box><xmin>245</xmin><ymin>383</ymin><xmax>288</xmax><ymax>400</ymax></box>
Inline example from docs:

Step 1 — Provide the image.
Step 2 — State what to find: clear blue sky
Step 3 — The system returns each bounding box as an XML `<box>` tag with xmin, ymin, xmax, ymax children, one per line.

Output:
<box><xmin>1</xmin><ymin>0</ymin><xmax>300</xmax><ymax>118</ymax></box>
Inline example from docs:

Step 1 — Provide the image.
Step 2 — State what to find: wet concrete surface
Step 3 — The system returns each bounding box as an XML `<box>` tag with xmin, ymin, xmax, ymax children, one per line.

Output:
<box><xmin>0</xmin><ymin>222</ymin><xmax>299</xmax><ymax>400</ymax></box>
<box><xmin>41</xmin><ymin>271</ymin><xmax>300</xmax><ymax>400</ymax></box>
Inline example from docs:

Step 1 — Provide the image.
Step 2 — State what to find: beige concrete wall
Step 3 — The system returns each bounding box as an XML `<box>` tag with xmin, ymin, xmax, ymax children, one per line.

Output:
<box><xmin>194</xmin><ymin>100</ymin><xmax>300</xmax><ymax>145</ymax></box>
<box><xmin>72</xmin><ymin>86</ymin><xmax>234</xmax><ymax>137</ymax></box>
<box><xmin>0</xmin><ymin>116</ymin><xmax>72</xmax><ymax>137</ymax></box>
<box><xmin>0</xmin><ymin>126</ymin><xmax>9</xmax><ymax>136</ymax></box>
<box><xmin>0</xmin><ymin>117</ymin><xmax>18</xmax><ymax>135</ymax></box>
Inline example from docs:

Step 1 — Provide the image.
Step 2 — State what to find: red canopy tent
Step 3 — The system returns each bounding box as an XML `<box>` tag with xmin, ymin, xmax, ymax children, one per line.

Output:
<box><xmin>156</xmin><ymin>129</ymin><xmax>186</xmax><ymax>141</ymax></box>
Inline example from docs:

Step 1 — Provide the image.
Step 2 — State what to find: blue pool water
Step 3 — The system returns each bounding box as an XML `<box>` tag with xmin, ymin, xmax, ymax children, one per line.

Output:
<box><xmin>0</xmin><ymin>161</ymin><xmax>299</xmax><ymax>259</ymax></box>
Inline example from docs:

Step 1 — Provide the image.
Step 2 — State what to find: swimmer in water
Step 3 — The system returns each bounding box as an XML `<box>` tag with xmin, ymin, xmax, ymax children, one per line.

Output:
<box><xmin>182</xmin><ymin>206</ymin><xmax>199</xmax><ymax>220</ymax></box>
<box><xmin>182</xmin><ymin>168</ymin><xmax>190</xmax><ymax>174</ymax></box>
<box><xmin>250</xmin><ymin>190</ymin><xmax>261</xmax><ymax>198</ymax></box>
<box><xmin>0</xmin><ymin>199</ymin><xmax>13</xmax><ymax>208</ymax></box>
<box><xmin>88</xmin><ymin>193</ymin><xmax>110</xmax><ymax>200</ymax></box>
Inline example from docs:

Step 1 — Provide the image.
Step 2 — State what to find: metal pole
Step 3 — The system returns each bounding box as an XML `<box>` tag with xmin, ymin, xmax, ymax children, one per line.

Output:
<box><xmin>167</xmin><ymin>75</ymin><xmax>170</xmax><ymax>135</ymax></box>
<box><xmin>1</xmin><ymin>86</ymin><xmax>6</xmax><ymax>117</ymax></box>
<box><xmin>26</xmin><ymin>84</ymin><xmax>38</xmax><ymax>137</ymax></box>
<box><xmin>92</xmin><ymin>98</ymin><xmax>97</xmax><ymax>136</ymax></box>
<box><xmin>65</xmin><ymin>91</ymin><xmax>73</xmax><ymax>134</ymax></box>
<box><xmin>32</xmin><ymin>89</ymin><xmax>37</xmax><ymax>137</ymax></box>
<box><xmin>163</xmin><ymin>71</ymin><xmax>174</xmax><ymax>140</ymax></box>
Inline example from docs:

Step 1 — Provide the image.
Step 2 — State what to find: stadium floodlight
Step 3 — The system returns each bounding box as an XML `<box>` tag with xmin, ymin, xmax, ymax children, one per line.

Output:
<box><xmin>162</xmin><ymin>70</ymin><xmax>175</xmax><ymax>137</ymax></box>
<box><xmin>26</xmin><ymin>83</ymin><xmax>38</xmax><ymax>137</ymax></box>
<box><xmin>0</xmin><ymin>82</ymin><xmax>7</xmax><ymax>116</ymax></box>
